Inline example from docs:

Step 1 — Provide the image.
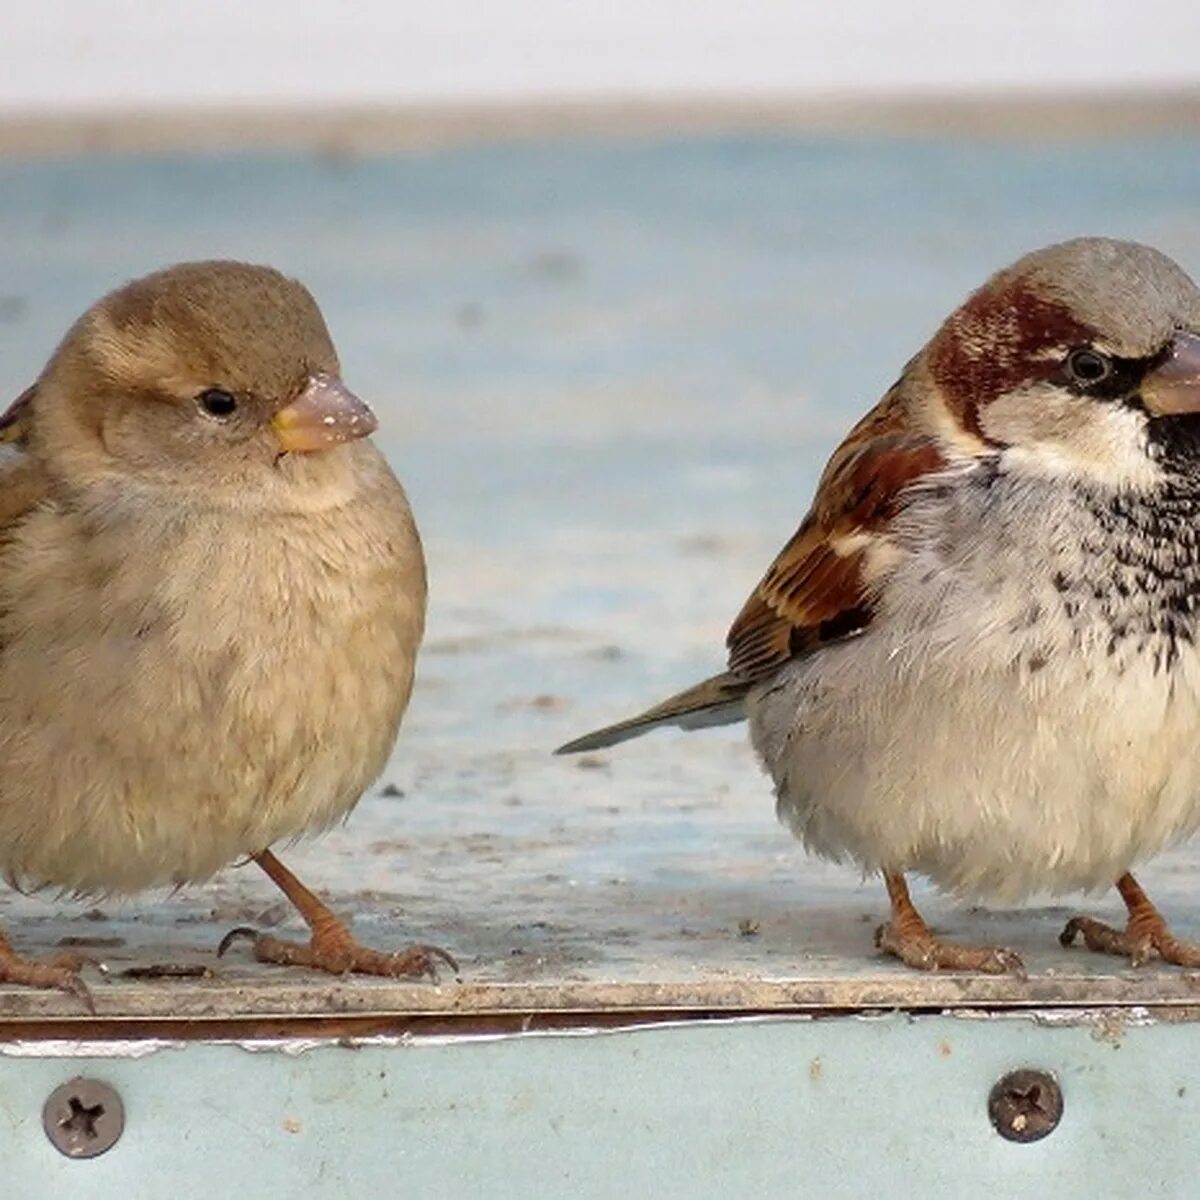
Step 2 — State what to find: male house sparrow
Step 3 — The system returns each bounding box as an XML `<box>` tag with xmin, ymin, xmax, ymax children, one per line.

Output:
<box><xmin>561</xmin><ymin>238</ymin><xmax>1200</xmax><ymax>975</ymax></box>
<box><xmin>0</xmin><ymin>261</ymin><xmax>453</xmax><ymax>997</ymax></box>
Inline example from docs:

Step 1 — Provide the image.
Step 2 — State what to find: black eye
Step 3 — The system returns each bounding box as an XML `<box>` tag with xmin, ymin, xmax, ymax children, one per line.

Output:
<box><xmin>1066</xmin><ymin>348</ymin><xmax>1113</xmax><ymax>386</ymax></box>
<box><xmin>197</xmin><ymin>388</ymin><xmax>238</xmax><ymax>418</ymax></box>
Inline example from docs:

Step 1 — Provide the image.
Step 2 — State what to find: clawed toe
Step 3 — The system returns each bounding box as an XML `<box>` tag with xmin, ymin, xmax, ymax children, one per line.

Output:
<box><xmin>0</xmin><ymin>953</ymin><xmax>95</xmax><ymax>1010</ymax></box>
<box><xmin>1060</xmin><ymin>911</ymin><xmax>1200</xmax><ymax>968</ymax></box>
<box><xmin>1059</xmin><ymin>915</ymin><xmax>1133</xmax><ymax>957</ymax></box>
<box><xmin>1059</xmin><ymin>875</ymin><xmax>1200</xmax><ymax>969</ymax></box>
<box><xmin>226</xmin><ymin>850</ymin><xmax>460</xmax><ymax>982</ymax></box>
<box><xmin>875</xmin><ymin>870</ymin><xmax>1024</xmax><ymax>977</ymax></box>
<box><xmin>218</xmin><ymin>923</ymin><xmax>458</xmax><ymax>981</ymax></box>
<box><xmin>875</xmin><ymin>920</ymin><xmax>1024</xmax><ymax>976</ymax></box>
<box><xmin>57</xmin><ymin>969</ymin><xmax>97</xmax><ymax>1012</ymax></box>
<box><xmin>394</xmin><ymin>943</ymin><xmax>460</xmax><ymax>979</ymax></box>
<box><xmin>216</xmin><ymin>925</ymin><xmax>259</xmax><ymax>959</ymax></box>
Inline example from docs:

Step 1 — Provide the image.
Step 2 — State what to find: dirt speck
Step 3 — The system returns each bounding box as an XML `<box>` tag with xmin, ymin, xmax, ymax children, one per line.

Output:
<box><xmin>677</xmin><ymin>533</ymin><xmax>729</xmax><ymax>556</ymax></box>
<box><xmin>121</xmin><ymin>963</ymin><xmax>213</xmax><ymax>980</ymax></box>
<box><xmin>498</xmin><ymin>693</ymin><xmax>571</xmax><ymax>714</ymax></box>
<box><xmin>589</xmin><ymin>644</ymin><xmax>625</xmax><ymax>661</ymax></box>
<box><xmin>456</xmin><ymin>301</ymin><xmax>484</xmax><ymax>330</ymax></box>
<box><xmin>527</xmin><ymin>249</ymin><xmax>584</xmax><ymax>283</ymax></box>
<box><xmin>1090</xmin><ymin>1010</ymin><xmax>1129</xmax><ymax>1046</ymax></box>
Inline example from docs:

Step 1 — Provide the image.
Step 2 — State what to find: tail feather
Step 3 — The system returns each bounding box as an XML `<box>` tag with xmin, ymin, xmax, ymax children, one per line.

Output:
<box><xmin>556</xmin><ymin>672</ymin><xmax>750</xmax><ymax>754</ymax></box>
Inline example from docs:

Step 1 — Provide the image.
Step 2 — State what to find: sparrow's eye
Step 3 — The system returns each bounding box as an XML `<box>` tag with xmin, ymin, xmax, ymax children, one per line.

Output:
<box><xmin>1066</xmin><ymin>348</ymin><xmax>1113</xmax><ymax>386</ymax></box>
<box><xmin>197</xmin><ymin>388</ymin><xmax>238</xmax><ymax>419</ymax></box>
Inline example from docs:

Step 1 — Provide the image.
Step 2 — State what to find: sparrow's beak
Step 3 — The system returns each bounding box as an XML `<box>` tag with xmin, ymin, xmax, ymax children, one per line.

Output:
<box><xmin>272</xmin><ymin>374</ymin><xmax>378</xmax><ymax>453</ymax></box>
<box><xmin>1142</xmin><ymin>332</ymin><xmax>1200</xmax><ymax>417</ymax></box>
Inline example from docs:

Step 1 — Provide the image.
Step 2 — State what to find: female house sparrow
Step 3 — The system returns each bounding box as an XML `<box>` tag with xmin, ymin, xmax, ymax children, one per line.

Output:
<box><xmin>0</xmin><ymin>261</ymin><xmax>453</xmax><ymax>997</ymax></box>
<box><xmin>561</xmin><ymin>238</ymin><xmax>1200</xmax><ymax>975</ymax></box>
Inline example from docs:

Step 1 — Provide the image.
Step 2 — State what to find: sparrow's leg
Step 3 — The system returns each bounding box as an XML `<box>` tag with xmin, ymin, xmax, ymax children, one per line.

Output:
<box><xmin>217</xmin><ymin>850</ymin><xmax>457</xmax><ymax>980</ymax></box>
<box><xmin>874</xmin><ymin>870</ymin><xmax>1024</xmax><ymax>975</ymax></box>
<box><xmin>1060</xmin><ymin>872</ymin><xmax>1200</xmax><ymax>967</ymax></box>
<box><xmin>0</xmin><ymin>926</ymin><xmax>94</xmax><ymax>1006</ymax></box>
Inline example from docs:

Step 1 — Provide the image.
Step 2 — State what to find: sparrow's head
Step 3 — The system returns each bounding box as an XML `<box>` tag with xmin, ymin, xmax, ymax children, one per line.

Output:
<box><xmin>925</xmin><ymin>237</ymin><xmax>1200</xmax><ymax>486</ymax></box>
<box><xmin>3</xmin><ymin>261</ymin><xmax>378</xmax><ymax>508</ymax></box>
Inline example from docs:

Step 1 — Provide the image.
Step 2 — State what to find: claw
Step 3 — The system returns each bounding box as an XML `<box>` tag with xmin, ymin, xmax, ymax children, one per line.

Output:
<box><xmin>232</xmin><ymin>850</ymin><xmax>458</xmax><ymax>982</ymax></box>
<box><xmin>876</xmin><ymin>919</ymin><xmax>1024</xmax><ymax>976</ymax></box>
<box><xmin>66</xmin><ymin>974</ymin><xmax>97</xmax><ymax>1015</ymax></box>
<box><xmin>216</xmin><ymin>926</ymin><xmax>259</xmax><ymax>959</ymax></box>
<box><xmin>428</xmin><ymin>944</ymin><xmax>461</xmax><ymax>977</ymax></box>
<box><xmin>0</xmin><ymin>955</ymin><xmax>95</xmax><ymax>1012</ymax></box>
<box><xmin>875</xmin><ymin>869</ymin><xmax>1025</xmax><ymax>977</ymax></box>
<box><xmin>1060</xmin><ymin>874</ymin><xmax>1200</xmax><ymax>969</ymax></box>
<box><xmin>1058</xmin><ymin>918</ymin><xmax>1083</xmax><ymax>949</ymax></box>
<box><xmin>402</xmin><ymin>943</ymin><xmax>460</xmax><ymax>982</ymax></box>
<box><xmin>218</xmin><ymin>922</ymin><xmax>458</xmax><ymax>981</ymax></box>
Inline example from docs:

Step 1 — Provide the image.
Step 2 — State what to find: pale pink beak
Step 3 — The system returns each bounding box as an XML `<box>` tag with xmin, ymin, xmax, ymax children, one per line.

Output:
<box><xmin>1142</xmin><ymin>332</ymin><xmax>1200</xmax><ymax>417</ymax></box>
<box><xmin>272</xmin><ymin>374</ymin><xmax>378</xmax><ymax>453</ymax></box>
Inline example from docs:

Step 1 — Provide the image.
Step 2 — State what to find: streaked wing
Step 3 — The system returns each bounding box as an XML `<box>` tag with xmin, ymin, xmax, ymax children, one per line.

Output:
<box><xmin>726</xmin><ymin>390</ymin><xmax>950</xmax><ymax>680</ymax></box>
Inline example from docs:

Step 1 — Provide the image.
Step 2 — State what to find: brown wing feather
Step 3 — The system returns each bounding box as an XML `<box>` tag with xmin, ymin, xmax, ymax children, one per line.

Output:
<box><xmin>0</xmin><ymin>384</ymin><xmax>36</xmax><ymax>447</ymax></box>
<box><xmin>726</xmin><ymin>387</ymin><xmax>950</xmax><ymax>680</ymax></box>
<box><xmin>0</xmin><ymin>457</ymin><xmax>50</xmax><ymax>533</ymax></box>
<box><xmin>0</xmin><ymin>384</ymin><xmax>50</xmax><ymax>541</ymax></box>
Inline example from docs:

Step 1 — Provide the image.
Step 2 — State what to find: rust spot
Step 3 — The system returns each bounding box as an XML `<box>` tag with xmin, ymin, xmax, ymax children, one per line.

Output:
<box><xmin>938</xmin><ymin>1040</ymin><xmax>952</xmax><ymax>1058</ymax></box>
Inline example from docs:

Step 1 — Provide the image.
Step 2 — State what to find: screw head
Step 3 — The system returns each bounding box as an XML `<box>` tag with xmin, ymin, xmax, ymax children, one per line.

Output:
<box><xmin>988</xmin><ymin>1068</ymin><xmax>1063</xmax><ymax>1143</ymax></box>
<box><xmin>43</xmin><ymin>1077</ymin><xmax>125</xmax><ymax>1159</ymax></box>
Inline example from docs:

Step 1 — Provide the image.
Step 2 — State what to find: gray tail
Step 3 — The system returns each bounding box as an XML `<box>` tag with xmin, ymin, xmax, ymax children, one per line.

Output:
<box><xmin>556</xmin><ymin>671</ymin><xmax>750</xmax><ymax>754</ymax></box>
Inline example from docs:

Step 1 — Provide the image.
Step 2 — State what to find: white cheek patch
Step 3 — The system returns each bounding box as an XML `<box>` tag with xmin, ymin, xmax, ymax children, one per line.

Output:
<box><xmin>980</xmin><ymin>383</ymin><xmax>1162</xmax><ymax>490</ymax></box>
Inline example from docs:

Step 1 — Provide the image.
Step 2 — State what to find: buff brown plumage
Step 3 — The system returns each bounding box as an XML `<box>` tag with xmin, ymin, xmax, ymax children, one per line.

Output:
<box><xmin>0</xmin><ymin>261</ymin><xmax>452</xmax><ymax>998</ymax></box>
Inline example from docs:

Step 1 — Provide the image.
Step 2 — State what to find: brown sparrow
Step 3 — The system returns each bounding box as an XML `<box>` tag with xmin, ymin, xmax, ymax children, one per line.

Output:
<box><xmin>561</xmin><ymin>237</ymin><xmax>1200</xmax><ymax>975</ymax></box>
<box><xmin>0</xmin><ymin>261</ymin><xmax>454</xmax><ymax>998</ymax></box>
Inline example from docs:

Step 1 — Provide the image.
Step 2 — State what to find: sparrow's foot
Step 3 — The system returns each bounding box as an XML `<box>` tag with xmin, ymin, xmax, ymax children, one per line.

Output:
<box><xmin>1059</xmin><ymin>872</ymin><xmax>1200</xmax><ymax>968</ymax></box>
<box><xmin>218</xmin><ymin>921</ymin><xmax>457</xmax><ymax>981</ymax></box>
<box><xmin>224</xmin><ymin>848</ymin><xmax>459</xmax><ymax>981</ymax></box>
<box><xmin>0</xmin><ymin>944</ymin><xmax>96</xmax><ymax>1008</ymax></box>
<box><xmin>875</xmin><ymin>868</ymin><xmax>1024</xmax><ymax>976</ymax></box>
<box><xmin>875</xmin><ymin>920</ymin><xmax>1023</xmax><ymax>975</ymax></box>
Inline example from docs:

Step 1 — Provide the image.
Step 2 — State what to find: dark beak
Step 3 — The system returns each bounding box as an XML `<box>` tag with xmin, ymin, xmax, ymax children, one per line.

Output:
<box><xmin>1142</xmin><ymin>332</ymin><xmax>1200</xmax><ymax>417</ymax></box>
<box><xmin>272</xmin><ymin>374</ymin><xmax>378</xmax><ymax>453</ymax></box>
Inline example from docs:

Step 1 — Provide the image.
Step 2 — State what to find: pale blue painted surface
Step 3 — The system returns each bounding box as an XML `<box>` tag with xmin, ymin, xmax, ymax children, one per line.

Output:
<box><xmin>2</xmin><ymin>1013</ymin><xmax>1197</xmax><ymax>1199</ymax></box>
<box><xmin>2</xmin><ymin>135</ymin><xmax>1200</xmax><ymax>1195</ymax></box>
